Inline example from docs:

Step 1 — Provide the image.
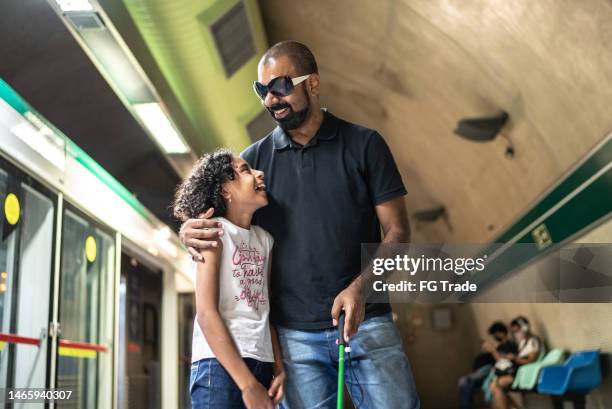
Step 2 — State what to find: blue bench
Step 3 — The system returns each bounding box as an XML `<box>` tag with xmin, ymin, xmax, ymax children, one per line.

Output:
<box><xmin>537</xmin><ymin>350</ymin><xmax>602</xmax><ymax>409</ymax></box>
<box><xmin>512</xmin><ymin>348</ymin><xmax>566</xmax><ymax>390</ymax></box>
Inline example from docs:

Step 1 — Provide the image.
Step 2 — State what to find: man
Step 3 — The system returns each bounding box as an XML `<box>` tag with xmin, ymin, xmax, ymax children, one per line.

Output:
<box><xmin>458</xmin><ymin>321</ymin><xmax>517</xmax><ymax>409</ymax></box>
<box><xmin>180</xmin><ymin>41</ymin><xmax>419</xmax><ymax>409</ymax></box>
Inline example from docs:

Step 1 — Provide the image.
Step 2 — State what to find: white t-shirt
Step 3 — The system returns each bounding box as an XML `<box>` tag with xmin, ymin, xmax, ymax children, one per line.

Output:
<box><xmin>495</xmin><ymin>335</ymin><xmax>542</xmax><ymax>373</ymax></box>
<box><xmin>191</xmin><ymin>217</ymin><xmax>274</xmax><ymax>363</ymax></box>
<box><xmin>518</xmin><ymin>336</ymin><xmax>542</xmax><ymax>359</ymax></box>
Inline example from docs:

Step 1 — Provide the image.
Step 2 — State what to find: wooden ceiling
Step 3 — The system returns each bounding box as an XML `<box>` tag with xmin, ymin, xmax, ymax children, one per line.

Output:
<box><xmin>259</xmin><ymin>0</ymin><xmax>612</xmax><ymax>243</ymax></box>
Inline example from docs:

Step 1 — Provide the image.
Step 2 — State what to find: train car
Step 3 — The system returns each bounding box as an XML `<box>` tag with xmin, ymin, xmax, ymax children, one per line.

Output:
<box><xmin>0</xmin><ymin>78</ymin><xmax>192</xmax><ymax>409</ymax></box>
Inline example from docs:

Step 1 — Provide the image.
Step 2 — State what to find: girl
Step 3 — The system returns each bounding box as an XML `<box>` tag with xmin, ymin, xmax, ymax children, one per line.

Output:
<box><xmin>173</xmin><ymin>149</ymin><xmax>285</xmax><ymax>409</ymax></box>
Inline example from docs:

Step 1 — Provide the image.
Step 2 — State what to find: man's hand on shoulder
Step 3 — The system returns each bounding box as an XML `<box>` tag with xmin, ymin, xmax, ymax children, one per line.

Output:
<box><xmin>178</xmin><ymin>208</ymin><xmax>224</xmax><ymax>261</ymax></box>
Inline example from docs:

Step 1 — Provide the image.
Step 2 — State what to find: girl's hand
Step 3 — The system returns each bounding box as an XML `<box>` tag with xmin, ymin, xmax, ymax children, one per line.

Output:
<box><xmin>242</xmin><ymin>381</ymin><xmax>274</xmax><ymax>409</ymax></box>
<box><xmin>268</xmin><ymin>371</ymin><xmax>286</xmax><ymax>404</ymax></box>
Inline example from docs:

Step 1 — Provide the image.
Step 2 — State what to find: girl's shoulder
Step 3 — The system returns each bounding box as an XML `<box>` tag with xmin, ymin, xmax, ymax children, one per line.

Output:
<box><xmin>251</xmin><ymin>225</ymin><xmax>274</xmax><ymax>250</ymax></box>
<box><xmin>213</xmin><ymin>217</ymin><xmax>273</xmax><ymax>250</ymax></box>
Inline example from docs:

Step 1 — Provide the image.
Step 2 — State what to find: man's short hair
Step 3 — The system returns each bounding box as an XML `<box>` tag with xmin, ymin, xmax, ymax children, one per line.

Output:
<box><xmin>488</xmin><ymin>321</ymin><xmax>508</xmax><ymax>335</ymax></box>
<box><xmin>261</xmin><ymin>41</ymin><xmax>318</xmax><ymax>76</ymax></box>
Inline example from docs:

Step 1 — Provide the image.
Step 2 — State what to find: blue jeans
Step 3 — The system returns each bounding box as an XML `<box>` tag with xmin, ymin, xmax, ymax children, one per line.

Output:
<box><xmin>278</xmin><ymin>313</ymin><xmax>420</xmax><ymax>409</ymax></box>
<box><xmin>458</xmin><ymin>365</ymin><xmax>492</xmax><ymax>409</ymax></box>
<box><xmin>190</xmin><ymin>357</ymin><xmax>274</xmax><ymax>409</ymax></box>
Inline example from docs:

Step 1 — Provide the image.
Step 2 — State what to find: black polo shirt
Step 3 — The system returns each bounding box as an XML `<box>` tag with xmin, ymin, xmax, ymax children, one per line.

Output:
<box><xmin>241</xmin><ymin>110</ymin><xmax>407</xmax><ymax>329</ymax></box>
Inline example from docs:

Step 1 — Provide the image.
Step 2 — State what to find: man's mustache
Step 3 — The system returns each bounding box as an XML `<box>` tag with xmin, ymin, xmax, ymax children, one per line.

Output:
<box><xmin>268</xmin><ymin>103</ymin><xmax>292</xmax><ymax>112</ymax></box>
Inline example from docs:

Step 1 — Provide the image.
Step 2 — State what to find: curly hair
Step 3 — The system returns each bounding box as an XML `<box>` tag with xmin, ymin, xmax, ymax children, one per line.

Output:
<box><xmin>172</xmin><ymin>148</ymin><xmax>235</xmax><ymax>221</ymax></box>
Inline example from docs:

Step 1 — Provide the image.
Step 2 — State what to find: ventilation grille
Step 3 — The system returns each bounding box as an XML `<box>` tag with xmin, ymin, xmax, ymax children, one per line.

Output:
<box><xmin>246</xmin><ymin>110</ymin><xmax>276</xmax><ymax>143</ymax></box>
<box><xmin>65</xmin><ymin>12</ymin><xmax>105</xmax><ymax>30</ymax></box>
<box><xmin>210</xmin><ymin>2</ymin><xmax>256</xmax><ymax>77</ymax></box>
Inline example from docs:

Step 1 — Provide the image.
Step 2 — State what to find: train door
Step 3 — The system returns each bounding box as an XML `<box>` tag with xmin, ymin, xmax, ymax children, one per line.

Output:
<box><xmin>55</xmin><ymin>204</ymin><xmax>115</xmax><ymax>409</ymax></box>
<box><xmin>116</xmin><ymin>253</ymin><xmax>162</xmax><ymax>409</ymax></box>
<box><xmin>177</xmin><ymin>293</ymin><xmax>194</xmax><ymax>409</ymax></box>
<box><xmin>0</xmin><ymin>157</ymin><xmax>56</xmax><ymax>408</ymax></box>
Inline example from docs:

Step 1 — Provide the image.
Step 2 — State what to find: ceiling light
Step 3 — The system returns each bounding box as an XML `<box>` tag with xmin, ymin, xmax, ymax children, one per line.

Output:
<box><xmin>413</xmin><ymin>206</ymin><xmax>447</xmax><ymax>222</ymax></box>
<box><xmin>55</xmin><ymin>0</ymin><xmax>94</xmax><ymax>12</ymax></box>
<box><xmin>454</xmin><ymin>111</ymin><xmax>515</xmax><ymax>157</ymax></box>
<box><xmin>133</xmin><ymin>103</ymin><xmax>189</xmax><ymax>154</ymax></box>
<box><xmin>454</xmin><ymin>111</ymin><xmax>509</xmax><ymax>142</ymax></box>
<box><xmin>412</xmin><ymin>206</ymin><xmax>453</xmax><ymax>232</ymax></box>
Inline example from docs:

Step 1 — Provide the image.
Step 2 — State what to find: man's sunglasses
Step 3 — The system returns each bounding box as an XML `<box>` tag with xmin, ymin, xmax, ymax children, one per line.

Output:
<box><xmin>253</xmin><ymin>74</ymin><xmax>310</xmax><ymax>100</ymax></box>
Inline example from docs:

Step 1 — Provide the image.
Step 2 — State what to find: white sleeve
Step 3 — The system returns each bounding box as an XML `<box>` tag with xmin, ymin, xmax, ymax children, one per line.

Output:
<box><xmin>257</xmin><ymin>227</ymin><xmax>273</xmax><ymax>253</ymax></box>
<box><xmin>267</xmin><ymin>231</ymin><xmax>274</xmax><ymax>252</ymax></box>
<box><xmin>520</xmin><ymin>337</ymin><xmax>540</xmax><ymax>357</ymax></box>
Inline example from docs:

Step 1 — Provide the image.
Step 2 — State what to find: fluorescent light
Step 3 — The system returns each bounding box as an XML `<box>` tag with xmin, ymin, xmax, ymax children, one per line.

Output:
<box><xmin>55</xmin><ymin>0</ymin><xmax>93</xmax><ymax>12</ymax></box>
<box><xmin>11</xmin><ymin>112</ymin><xmax>66</xmax><ymax>171</ymax></box>
<box><xmin>133</xmin><ymin>103</ymin><xmax>189</xmax><ymax>154</ymax></box>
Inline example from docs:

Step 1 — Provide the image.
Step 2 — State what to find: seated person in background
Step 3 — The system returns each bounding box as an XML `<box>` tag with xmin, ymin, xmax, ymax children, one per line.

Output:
<box><xmin>490</xmin><ymin>316</ymin><xmax>542</xmax><ymax>409</ymax></box>
<box><xmin>459</xmin><ymin>321</ymin><xmax>517</xmax><ymax>409</ymax></box>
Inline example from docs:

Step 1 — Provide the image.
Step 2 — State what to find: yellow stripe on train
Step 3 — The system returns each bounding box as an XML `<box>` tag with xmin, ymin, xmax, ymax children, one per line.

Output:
<box><xmin>58</xmin><ymin>346</ymin><xmax>97</xmax><ymax>359</ymax></box>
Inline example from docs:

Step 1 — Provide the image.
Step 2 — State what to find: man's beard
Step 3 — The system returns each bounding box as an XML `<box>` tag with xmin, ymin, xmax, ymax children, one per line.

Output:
<box><xmin>267</xmin><ymin>100</ymin><xmax>310</xmax><ymax>131</ymax></box>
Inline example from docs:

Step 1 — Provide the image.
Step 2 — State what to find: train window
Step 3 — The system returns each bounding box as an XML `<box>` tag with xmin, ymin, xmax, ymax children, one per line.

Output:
<box><xmin>117</xmin><ymin>253</ymin><xmax>162</xmax><ymax>409</ymax></box>
<box><xmin>57</xmin><ymin>208</ymin><xmax>115</xmax><ymax>409</ymax></box>
<box><xmin>0</xmin><ymin>164</ymin><xmax>56</xmax><ymax>401</ymax></box>
<box><xmin>0</xmin><ymin>168</ymin><xmax>17</xmax><ymax>390</ymax></box>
